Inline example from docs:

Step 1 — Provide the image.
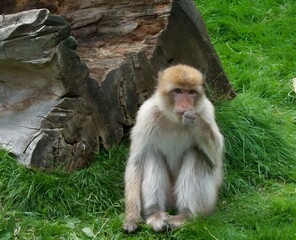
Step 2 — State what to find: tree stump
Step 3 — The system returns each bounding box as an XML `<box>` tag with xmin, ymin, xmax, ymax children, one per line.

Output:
<box><xmin>0</xmin><ymin>0</ymin><xmax>235</xmax><ymax>170</ymax></box>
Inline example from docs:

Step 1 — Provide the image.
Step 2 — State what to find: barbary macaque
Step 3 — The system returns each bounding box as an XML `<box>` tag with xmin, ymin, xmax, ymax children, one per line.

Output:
<box><xmin>123</xmin><ymin>64</ymin><xmax>224</xmax><ymax>233</ymax></box>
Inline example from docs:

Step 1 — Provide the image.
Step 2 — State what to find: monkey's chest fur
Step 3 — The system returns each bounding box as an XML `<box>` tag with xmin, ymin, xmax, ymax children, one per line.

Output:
<box><xmin>133</xmin><ymin>100</ymin><xmax>208</xmax><ymax>179</ymax></box>
<box><xmin>151</xmin><ymin>118</ymin><xmax>197</xmax><ymax>178</ymax></box>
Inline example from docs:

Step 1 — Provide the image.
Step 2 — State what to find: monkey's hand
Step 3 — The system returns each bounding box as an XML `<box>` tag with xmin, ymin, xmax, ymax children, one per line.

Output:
<box><xmin>182</xmin><ymin>110</ymin><xmax>199</xmax><ymax>127</ymax></box>
<box><xmin>123</xmin><ymin>217</ymin><xmax>142</xmax><ymax>234</ymax></box>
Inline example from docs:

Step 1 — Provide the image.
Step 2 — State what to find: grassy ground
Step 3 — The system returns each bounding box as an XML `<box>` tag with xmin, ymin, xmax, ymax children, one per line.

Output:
<box><xmin>1</xmin><ymin>0</ymin><xmax>296</xmax><ymax>239</ymax></box>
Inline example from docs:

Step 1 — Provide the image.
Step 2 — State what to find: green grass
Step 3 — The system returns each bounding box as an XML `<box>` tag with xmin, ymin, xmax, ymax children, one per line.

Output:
<box><xmin>1</xmin><ymin>0</ymin><xmax>296</xmax><ymax>239</ymax></box>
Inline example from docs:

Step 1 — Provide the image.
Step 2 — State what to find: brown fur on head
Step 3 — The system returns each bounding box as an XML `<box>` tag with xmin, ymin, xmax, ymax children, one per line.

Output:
<box><xmin>157</xmin><ymin>64</ymin><xmax>204</xmax><ymax>95</ymax></box>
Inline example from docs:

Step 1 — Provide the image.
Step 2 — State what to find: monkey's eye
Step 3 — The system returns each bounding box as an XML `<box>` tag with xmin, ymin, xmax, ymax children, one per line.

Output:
<box><xmin>172</xmin><ymin>88</ymin><xmax>182</xmax><ymax>94</ymax></box>
<box><xmin>189</xmin><ymin>90</ymin><xmax>197</xmax><ymax>95</ymax></box>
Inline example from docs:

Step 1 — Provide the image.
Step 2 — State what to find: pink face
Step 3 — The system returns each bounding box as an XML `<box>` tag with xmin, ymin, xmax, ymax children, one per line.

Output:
<box><xmin>170</xmin><ymin>88</ymin><xmax>198</xmax><ymax>117</ymax></box>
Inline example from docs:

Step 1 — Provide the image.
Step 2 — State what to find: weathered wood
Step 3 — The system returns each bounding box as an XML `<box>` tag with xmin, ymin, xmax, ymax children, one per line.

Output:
<box><xmin>0</xmin><ymin>9</ymin><xmax>100</xmax><ymax>169</ymax></box>
<box><xmin>0</xmin><ymin>0</ymin><xmax>235</xmax><ymax>170</ymax></box>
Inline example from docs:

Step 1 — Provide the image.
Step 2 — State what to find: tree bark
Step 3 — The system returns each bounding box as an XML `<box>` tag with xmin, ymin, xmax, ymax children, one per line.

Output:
<box><xmin>0</xmin><ymin>0</ymin><xmax>235</xmax><ymax>170</ymax></box>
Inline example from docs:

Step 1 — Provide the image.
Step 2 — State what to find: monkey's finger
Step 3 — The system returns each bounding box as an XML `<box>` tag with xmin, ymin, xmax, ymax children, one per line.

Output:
<box><xmin>182</xmin><ymin>116</ymin><xmax>195</xmax><ymax>126</ymax></box>
<box><xmin>183</xmin><ymin>110</ymin><xmax>198</xmax><ymax>119</ymax></box>
<box><xmin>123</xmin><ymin>221</ymin><xmax>139</xmax><ymax>234</ymax></box>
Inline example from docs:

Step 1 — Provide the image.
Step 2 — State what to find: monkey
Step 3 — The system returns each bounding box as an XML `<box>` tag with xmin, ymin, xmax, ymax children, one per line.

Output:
<box><xmin>123</xmin><ymin>64</ymin><xmax>224</xmax><ymax>233</ymax></box>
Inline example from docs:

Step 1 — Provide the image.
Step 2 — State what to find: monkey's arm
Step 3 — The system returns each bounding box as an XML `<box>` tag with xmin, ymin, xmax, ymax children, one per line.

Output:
<box><xmin>124</xmin><ymin>100</ymin><xmax>157</xmax><ymax>233</ymax></box>
<box><xmin>182</xmin><ymin>107</ymin><xmax>224</xmax><ymax>167</ymax></box>
<box><xmin>124</xmin><ymin>152</ymin><xmax>144</xmax><ymax>233</ymax></box>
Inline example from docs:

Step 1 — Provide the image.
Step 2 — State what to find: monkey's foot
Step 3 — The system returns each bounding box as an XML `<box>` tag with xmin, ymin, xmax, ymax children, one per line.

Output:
<box><xmin>146</xmin><ymin>211</ymin><xmax>170</xmax><ymax>232</ymax></box>
<box><xmin>168</xmin><ymin>215</ymin><xmax>188</xmax><ymax>229</ymax></box>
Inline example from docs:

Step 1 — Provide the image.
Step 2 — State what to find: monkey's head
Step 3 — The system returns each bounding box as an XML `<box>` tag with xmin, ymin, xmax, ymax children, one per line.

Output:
<box><xmin>156</xmin><ymin>64</ymin><xmax>205</xmax><ymax>122</ymax></box>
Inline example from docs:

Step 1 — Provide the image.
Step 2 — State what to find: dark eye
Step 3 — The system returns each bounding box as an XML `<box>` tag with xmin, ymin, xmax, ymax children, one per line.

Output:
<box><xmin>189</xmin><ymin>90</ymin><xmax>197</xmax><ymax>95</ymax></box>
<box><xmin>172</xmin><ymin>88</ymin><xmax>182</xmax><ymax>94</ymax></box>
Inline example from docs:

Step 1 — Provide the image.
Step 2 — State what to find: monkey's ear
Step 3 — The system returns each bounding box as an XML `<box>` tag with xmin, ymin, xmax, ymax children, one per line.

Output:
<box><xmin>201</xmin><ymin>73</ymin><xmax>206</xmax><ymax>85</ymax></box>
<box><xmin>158</xmin><ymin>70</ymin><xmax>164</xmax><ymax>81</ymax></box>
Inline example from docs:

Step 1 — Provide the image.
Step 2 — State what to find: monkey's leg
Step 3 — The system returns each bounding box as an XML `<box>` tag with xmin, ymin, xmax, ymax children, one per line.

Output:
<box><xmin>174</xmin><ymin>150</ymin><xmax>219</xmax><ymax>226</ymax></box>
<box><xmin>141</xmin><ymin>152</ymin><xmax>172</xmax><ymax>232</ymax></box>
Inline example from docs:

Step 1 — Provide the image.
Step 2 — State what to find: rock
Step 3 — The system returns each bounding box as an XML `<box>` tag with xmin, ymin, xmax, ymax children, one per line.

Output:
<box><xmin>0</xmin><ymin>9</ymin><xmax>99</xmax><ymax>170</ymax></box>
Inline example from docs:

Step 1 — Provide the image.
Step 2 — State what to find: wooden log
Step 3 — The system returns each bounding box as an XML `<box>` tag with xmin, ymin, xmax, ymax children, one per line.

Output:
<box><xmin>0</xmin><ymin>0</ymin><xmax>235</xmax><ymax>170</ymax></box>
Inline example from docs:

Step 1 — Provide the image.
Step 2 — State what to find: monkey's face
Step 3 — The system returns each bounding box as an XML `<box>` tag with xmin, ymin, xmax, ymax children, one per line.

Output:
<box><xmin>169</xmin><ymin>88</ymin><xmax>200</xmax><ymax>118</ymax></box>
<box><xmin>156</xmin><ymin>65</ymin><xmax>205</xmax><ymax>122</ymax></box>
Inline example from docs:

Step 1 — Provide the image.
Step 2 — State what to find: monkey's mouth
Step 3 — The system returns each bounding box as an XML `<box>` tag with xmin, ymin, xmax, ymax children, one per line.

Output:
<box><xmin>175</xmin><ymin>111</ymin><xmax>185</xmax><ymax>120</ymax></box>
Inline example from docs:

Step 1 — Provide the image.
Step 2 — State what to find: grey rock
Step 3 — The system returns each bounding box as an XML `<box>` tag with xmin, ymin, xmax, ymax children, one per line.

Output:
<box><xmin>0</xmin><ymin>9</ymin><xmax>99</xmax><ymax>170</ymax></box>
